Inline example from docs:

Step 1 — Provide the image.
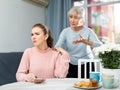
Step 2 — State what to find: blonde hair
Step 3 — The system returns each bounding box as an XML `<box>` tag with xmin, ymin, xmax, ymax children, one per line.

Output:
<box><xmin>68</xmin><ymin>6</ymin><xmax>85</xmax><ymax>18</ymax></box>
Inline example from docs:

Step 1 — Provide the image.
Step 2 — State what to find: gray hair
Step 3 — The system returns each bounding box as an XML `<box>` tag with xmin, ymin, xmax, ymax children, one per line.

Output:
<box><xmin>68</xmin><ymin>6</ymin><xmax>85</xmax><ymax>18</ymax></box>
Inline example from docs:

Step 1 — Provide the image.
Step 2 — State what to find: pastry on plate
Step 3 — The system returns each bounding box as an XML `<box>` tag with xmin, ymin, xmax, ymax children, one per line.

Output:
<box><xmin>74</xmin><ymin>78</ymin><xmax>98</xmax><ymax>88</ymax></box>
<box><xmin>89</xmin><ymin>78</ymin><xmax>98</xmax><ymax>87</ymax></box>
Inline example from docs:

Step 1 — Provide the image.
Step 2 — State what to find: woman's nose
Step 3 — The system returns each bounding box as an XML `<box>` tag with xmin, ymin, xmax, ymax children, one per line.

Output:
<box><xmin>71</xmin><ymin>18</ymin><xmax>75</xmax><ymax>22</ymax></box>
<box><xmin>70</xmin><ymin>19</ymin><xmax>73</xmax><ymax>23</ymax></box>
<box><xmin>32</xmin><ymin>35</ymin><xmax>36</xmax><ymax>39</ymax></box>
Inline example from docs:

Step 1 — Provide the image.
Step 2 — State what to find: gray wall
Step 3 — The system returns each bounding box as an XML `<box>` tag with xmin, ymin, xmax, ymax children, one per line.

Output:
<box><xmin>0</xmin><ymin>0</ymin><xmax>46</xmax><ymax>52</ymax></box>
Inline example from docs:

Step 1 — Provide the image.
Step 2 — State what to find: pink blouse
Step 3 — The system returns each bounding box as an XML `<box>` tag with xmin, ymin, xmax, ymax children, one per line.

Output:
<box><xmin>16</xmin><ymin>47</ymin><xmax>70</xmax><ymax>81</ymax></box>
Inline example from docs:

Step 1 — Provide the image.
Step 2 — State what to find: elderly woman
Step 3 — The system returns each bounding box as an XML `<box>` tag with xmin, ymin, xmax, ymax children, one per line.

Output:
<box><xmin>55</xmin><ymin>6</ymin><xmax>102</xmax><ymax>78</ymax></box>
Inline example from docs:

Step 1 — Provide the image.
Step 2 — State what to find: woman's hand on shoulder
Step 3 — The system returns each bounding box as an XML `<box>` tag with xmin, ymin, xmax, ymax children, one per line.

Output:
<box><xmin>52</xmin><ymin>47</ymin><xmax>69</xmax><ymax>55</ymax></box>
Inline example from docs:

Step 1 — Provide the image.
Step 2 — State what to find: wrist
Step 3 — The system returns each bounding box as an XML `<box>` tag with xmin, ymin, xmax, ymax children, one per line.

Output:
<box><xmin>86</xmin><ymin>40</ymin><xmax>89</xmax><ymax>45</ymax></box>
<box><xmin>85</xmin><ymin>40</ymin><xmax>93</xmax><ymax>46</ymax></box>
<box><xmin>84</xmin><ymin>39</ymin><xmax>89</xmax><ymax>45</ymax></box>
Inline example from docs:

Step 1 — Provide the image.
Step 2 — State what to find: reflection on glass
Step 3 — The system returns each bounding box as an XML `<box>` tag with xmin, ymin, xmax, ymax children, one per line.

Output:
<box><xmin>114</xmin><ymin>3</ymin><xmax>120</xmax><ymax>43</ymax></box>
<box><xmin>74</xmin><ymin>0</ymin><xmax>84</xmax><ymax>6</ymax></box>
<box><xmin>88</xmin><ymin>3</ymin><xmax>120</xmax><ymax>44</ymax></box>
<box><xmin>88</xmin><ymin>0</ymin><xmax>120</xmax><ymax>4</ymax></box>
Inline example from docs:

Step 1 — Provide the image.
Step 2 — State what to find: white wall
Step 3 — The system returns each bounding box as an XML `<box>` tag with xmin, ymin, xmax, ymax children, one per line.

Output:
<box><xmin>0</xmin><ymin>0</ymin><xmax>46</xmax><ymax>52</ymax></box>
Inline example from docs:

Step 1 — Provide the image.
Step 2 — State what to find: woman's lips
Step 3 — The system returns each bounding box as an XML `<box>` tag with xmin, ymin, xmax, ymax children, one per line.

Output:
<box><xmin>32</xmin><ymin>41</ymin><xmax>36</xmax><ymax>43</ymax></box>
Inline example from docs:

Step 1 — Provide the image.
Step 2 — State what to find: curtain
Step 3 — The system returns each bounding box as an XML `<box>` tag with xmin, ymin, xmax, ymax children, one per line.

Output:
<box><xmin>45</xmin><ymin>0</ymin><xmax>73</xmax><ymax>45</ymax></box>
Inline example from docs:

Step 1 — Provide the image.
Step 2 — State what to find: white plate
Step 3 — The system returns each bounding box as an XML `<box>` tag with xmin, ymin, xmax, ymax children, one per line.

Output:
<box><xmin>74</xmin><ymin>82</ymin><xmax>102</xmax><ymax>90</ymax></box>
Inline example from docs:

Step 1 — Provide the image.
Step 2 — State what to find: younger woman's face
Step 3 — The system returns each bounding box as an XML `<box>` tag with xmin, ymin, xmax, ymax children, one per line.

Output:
<box><xmin>69</xmin><ymin>11</ymin><xmax>84</xmax><ymax>28</ymax></box>
<box><xmin>31</xmin><ymin>27</ymin><xmax>48</xmax><ymax>47</ymax></box>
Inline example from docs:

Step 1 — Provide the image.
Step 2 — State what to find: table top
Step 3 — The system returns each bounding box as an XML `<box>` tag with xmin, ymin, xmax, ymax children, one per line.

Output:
<box><xmin>0</xmin><ymin>78</ymin><xmax>120</xmax><ymax>90</ymax></box>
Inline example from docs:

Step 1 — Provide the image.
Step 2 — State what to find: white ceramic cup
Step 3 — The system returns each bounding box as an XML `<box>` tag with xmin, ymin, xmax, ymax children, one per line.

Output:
<box><xmin>102</xmin><ymin>73</ymin><xmax>119</xmax><ymax>89</ymax></box>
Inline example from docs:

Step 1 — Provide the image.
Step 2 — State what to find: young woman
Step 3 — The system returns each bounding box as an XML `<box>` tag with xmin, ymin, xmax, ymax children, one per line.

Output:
<box><xmin>16</xmin><ymin>23</ymin><xmax>70</xmax><ymax>83</ymax></box>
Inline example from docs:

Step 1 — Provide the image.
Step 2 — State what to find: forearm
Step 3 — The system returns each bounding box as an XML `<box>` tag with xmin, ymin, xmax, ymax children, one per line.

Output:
<box><xmin>16</xmin><ymin>73</ymin><xmax>27</xmax><ymax>81</ymax></box>
<box><xmin>54</xmin><ymin>52</ymin><xmax>70</xmax><ymax>78</ymax></box>
<box><xmin>55</xmin><ymin>60</ymin><xmax>69</xmax><ymax>78</ymax></box>
<box><xmin>16</xmin><ymin>72</ymin><xmax>35</xmax><ymax>82</ymax></box>
<box><xmin>83</xmin><ymin>39</ymin><xmax>93</xmax><ymax>47</ymax></box>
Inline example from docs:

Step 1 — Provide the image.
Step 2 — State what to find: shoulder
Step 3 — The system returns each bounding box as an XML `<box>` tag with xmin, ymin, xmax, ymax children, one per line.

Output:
<box><xmin>50</xmin><ymin>48</ymin><xmax>59</xmax><ymax>54</ymax></box>
<box><xmin>83</xmin><ymin>26</ymin><xmax>95</xmax><ymax>34</ymax></box>
<box><xmin>61</xmin><ymin>27</ymin><xmax>71</xmax><ymax>33</ymax></box>
<box><xmin>49</xmin><ymin>48</ymin><xmax>61</xmax><ymax>56</ymax></box>
<box><xmin>59</xmin><ymin>27</ymin><xmax>71</xmax><ymax>38</ymax></box>
<box><xmin>63</xmin><ymin>27</ymin><xmax>71</xmax><ymax>31</ymax></box>
<box><xmin>83</xmin><ymin>26</ymin><xmax>91</xmax><ymax>31</ymax></box>
<box><xmin>24</xmin><ymin>47</ymin><xmax>33</xmax><ymax>52</ymax></box>
<box><xmin>49</xmin><ymin>48</ymin><xmax>70</xmax><ymax>61</ymax></box>
<box><xmin>23</xmin><ymin>47</ymin><xmax>34</xmax><ymax>55</ymax></box>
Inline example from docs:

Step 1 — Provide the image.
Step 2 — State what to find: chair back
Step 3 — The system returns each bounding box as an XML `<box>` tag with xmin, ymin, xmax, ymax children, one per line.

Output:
<box><xmin>78</xmin><ymin>59</ymin><xmax>102</xmax><ymax>80</ymax></box>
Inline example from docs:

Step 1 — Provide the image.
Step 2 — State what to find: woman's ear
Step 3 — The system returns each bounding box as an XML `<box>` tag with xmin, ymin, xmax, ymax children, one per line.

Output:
<box><xmin>45</xmin><ymin>34</ymin><xmax>49</xmax><ymax>40</ymax></box>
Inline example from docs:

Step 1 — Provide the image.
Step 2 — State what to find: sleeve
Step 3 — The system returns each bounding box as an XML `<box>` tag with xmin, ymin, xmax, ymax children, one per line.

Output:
<box><xmin>88</xmin><ymin>30</ymin><xmax>103</xmax><ymax>48</ymax></box>
<box><xmin>55</xmin><ymin>29</ymin><xmax>67</xmax><ymax>50</ymax></box>
<box><xmin>16</xmin><ymin>49</ymin><xmax>30</xmax><ymax>81</ymax></box>
<box><xmin>54</xmin><ymin>52</ymin><xmax>70</xmax><ymax>78</ymax></box>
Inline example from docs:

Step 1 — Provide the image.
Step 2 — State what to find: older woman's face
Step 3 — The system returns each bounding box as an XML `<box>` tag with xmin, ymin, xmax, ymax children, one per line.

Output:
<box><xmin>69</xmin><ymin>11</ymin><xmax>83</xmax><ymax>28</ymax></box>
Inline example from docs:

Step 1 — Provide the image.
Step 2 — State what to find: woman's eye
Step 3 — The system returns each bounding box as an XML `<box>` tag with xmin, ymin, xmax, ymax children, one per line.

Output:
<box><xmin>35</xmin><ymin>33</ymin><xmax>40</xmax><ymax>35</ymax></box>
<box><xmin>74</xmin><ymin>16</ymin><xmax>79</xmax><ymax>19</ymax></box>
<box><xmin>31</xmin><ymin>33</ymin><xmax>33</xmax><ymax>36</ymax></box>
<box><xmin>69</xmin><ymin>15</ymin><xmax>73</xmax><ymax>18</ymax></box>
<box><xmin>31</xmin><ymin>33</ymin><xmax>39</xmax><ymax>36</ymax></box>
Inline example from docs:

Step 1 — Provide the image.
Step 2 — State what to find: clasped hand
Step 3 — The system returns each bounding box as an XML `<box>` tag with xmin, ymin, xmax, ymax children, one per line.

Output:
<box><xmin>26</xmin><ymin>73</ymin><xmax>45</xmax><ymax>83</ymax></box>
